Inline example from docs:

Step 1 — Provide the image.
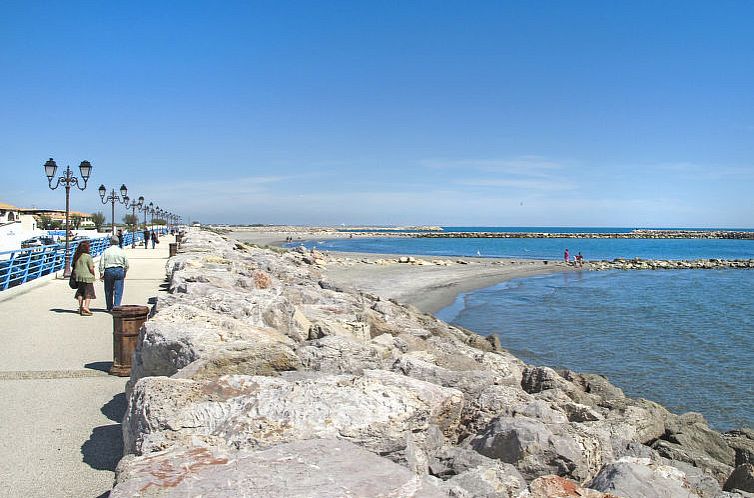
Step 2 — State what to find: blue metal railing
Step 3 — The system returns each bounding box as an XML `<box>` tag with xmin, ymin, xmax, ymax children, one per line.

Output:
<box><xmin>0</xmin><ymin>228</ymin><xmax>168</xmax><ymax>291</ymax></box>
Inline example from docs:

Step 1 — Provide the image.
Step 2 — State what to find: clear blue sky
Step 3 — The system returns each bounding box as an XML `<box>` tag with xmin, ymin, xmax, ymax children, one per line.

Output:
<box><xmin>2</xmin><ymin>1</ymin><xmax>753</xmax><ymax>227</ymax></box>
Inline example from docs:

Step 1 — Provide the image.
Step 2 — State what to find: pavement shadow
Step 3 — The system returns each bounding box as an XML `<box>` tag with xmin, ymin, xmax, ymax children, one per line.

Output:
<box><xmin>81</xmin><ymin>392</ymin><xmax>127</xmax><ymax>473</ymax></box>
<box><xmin>81</xmin><ymin>424</ymin><xmax>123</xmax><ymax>472</ymax></box>
<box><xmin>101</xmin><ymin>392</ymin><xmax>127</xmax><ymax>423</ymax></box>
<box><xmin>84</xmin><ymin>361</ymin><xmax>113</xmax><ymax>374</ymax></box>
<box><xmin>49</xmin><ymin>308</ymin><xmax>80</xmax><ymax>314</ymax></box>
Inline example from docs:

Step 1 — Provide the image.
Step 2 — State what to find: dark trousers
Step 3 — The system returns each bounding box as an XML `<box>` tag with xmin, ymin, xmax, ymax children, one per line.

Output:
<box><xmin>103</xmin><ymin>267</ymin><xmax>125</xmax><ymax>311</ymax></box>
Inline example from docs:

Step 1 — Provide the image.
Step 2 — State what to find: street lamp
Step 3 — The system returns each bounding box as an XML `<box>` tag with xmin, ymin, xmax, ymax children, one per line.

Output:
<box><xmin>98</xmin><ymin>183</ymin><xmax>128</xmax><ymax>235</ymax></box>
<box><xmin>140</xmin><ymin>201</ymin><xmax>151</xmax><ymax>232</ymax></box>
<box><xmin>151</xmin><ymin>205</ymin><xmax>159</xmax><ymax>231</ymax></box>
<box><xmin>124</xmin><ymin>195</ymin><xmax>144</xmax><ymax>248</ymax></box>
<box><xmin>44</xmin><ymin>158</ymin><xmax>93</xmax><ymax>277</ymax></box>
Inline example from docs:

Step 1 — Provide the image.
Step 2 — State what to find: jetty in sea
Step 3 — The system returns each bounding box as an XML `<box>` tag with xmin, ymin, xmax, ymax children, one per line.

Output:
<box><xmin>0</xmin><ymin>240</ymin><xmax>173</xmax><ymax>497</ymax></box>
<box><xmin>416</xmin><ymin>229</ymin><xmax>754</xmax><ymax>239</ymax></box>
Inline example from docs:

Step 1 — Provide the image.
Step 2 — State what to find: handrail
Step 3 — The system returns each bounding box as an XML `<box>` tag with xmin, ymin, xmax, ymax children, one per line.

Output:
<box><xmin>0</xmin><ymin>228</ymin><xmax>168</xmax><ymax>291</ymax></box>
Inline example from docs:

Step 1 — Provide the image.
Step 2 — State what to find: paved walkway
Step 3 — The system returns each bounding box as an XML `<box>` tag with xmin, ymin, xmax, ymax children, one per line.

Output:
<box><xmin>0</xmin><ymin>238</ymin><xmax>173</xmax><ymax>498</ymax></box>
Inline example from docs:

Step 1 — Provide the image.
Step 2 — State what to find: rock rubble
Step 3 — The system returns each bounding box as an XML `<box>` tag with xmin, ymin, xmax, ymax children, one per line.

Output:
<box><xmin>418</xmin><ymin>230</ymin><xmax>754</xmax><ymax>240</ymax></box>
<box><xmin>584</xmin><ymin>258</ymin><xmax>754</xmax><ymax>271</ymax></box>
<box><xmin>111</xmin><ymin>230</ymin><xmax>752</xmax><ymax>497</ymax></box>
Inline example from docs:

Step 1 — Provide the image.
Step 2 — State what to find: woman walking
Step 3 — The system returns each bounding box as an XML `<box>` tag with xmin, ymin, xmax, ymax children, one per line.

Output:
<box><xmin>72</xmin><ymin>240</ymin><xmax>96</xmax><ymax>316</ymax></box>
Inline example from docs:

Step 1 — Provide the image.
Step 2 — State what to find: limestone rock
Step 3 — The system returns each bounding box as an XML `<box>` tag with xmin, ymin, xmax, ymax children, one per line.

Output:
<box><xmin>725</xmin><ymin>429</ymin><xmax>754</xmax><ymax>467</ymax></box>
<box><xmin>587</xmin><ymin>456</ymin><xmax>717</xmax><ymax>497</ymax></box>
<box><xmin>446</xmin><ymin>460</ymin><xmax>527</xmax><ymax>497</ymax></box>
<box><xmin>112</xmin><ymin>439</ymin><xmax>447</xmax><ymax>497</ymax></box>
<box><xmin>124</xmin><ymin>370</ymin><xmax>464</xmax><ymax>463</ymax></box>
<box><xmin>296</xmin><ymin>334</ymin><xmax>388</xmax><ymax>374</ymax></box>
<box><xmin>652</xmin><ymin>412</ymin><xmax>735</xmax><ymax>483</ymax></box>
<box><xmin>129</xmin><ymin>303</ymin><xmax>294</xmax><ymax>382</ymax></box>
<box><xmin>470</xmin><ymin>415</ymin><xmax>599</xmax><ymax>482</ymax></box>
<box><xmin>724</xmin><ymin>464</ymin><xmax>754</xmax><ymax>493</ymax></box>
<box><xmin>528</xmin><ymin>475</ymin><xmax>617</xmax><ymax>498</ymax></box>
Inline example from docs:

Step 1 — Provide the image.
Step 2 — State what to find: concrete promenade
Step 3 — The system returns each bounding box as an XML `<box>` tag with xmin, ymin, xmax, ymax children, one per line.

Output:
<box><xmin>0</xmin><ymin>238</ymin><xmax>173</xmax><ymax>498</ymax></box>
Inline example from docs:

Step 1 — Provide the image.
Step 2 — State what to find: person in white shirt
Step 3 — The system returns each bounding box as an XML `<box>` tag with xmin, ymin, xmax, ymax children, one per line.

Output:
<box><xmin>99</xmin><ymin>236</ymin><xmax>130</xmax><ymax>311</ymax></box>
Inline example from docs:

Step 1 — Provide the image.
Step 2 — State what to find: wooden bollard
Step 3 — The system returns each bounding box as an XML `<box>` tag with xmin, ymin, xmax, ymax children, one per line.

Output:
<box><xmin>109</xmin><ymin>305</ymin><xmax>149</xmax><ymax>377</ymax></box>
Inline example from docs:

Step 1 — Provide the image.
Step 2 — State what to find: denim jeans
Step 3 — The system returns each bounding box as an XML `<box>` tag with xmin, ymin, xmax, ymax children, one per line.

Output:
<box><xmin>103</xmin><ymin>267</ymin><xmax>125</xmax><ymax>311</ymax></box>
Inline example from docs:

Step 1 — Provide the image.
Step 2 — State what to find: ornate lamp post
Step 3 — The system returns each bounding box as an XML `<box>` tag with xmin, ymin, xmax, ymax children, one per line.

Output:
<box><xmin>150</xmin><ymin>205</ymin><xmax>159</xmax><ymax>231</ymax></box>
<box><xmin>124</xmin><ymin>195</ymin><xmax>144</xmax><ymax>248</ymax></box>
<box><xmin>140</xmin><ymin>201</ymin><xmax>151</xmax><ymax>232</ymax></box>
<box><xmin>98</xmin><ymin>184</ymin><xmax>128</xmax><ymax>235</ymax></box>
<box><xmin>157</xmin><ymin>209</ymin><xmax>165</xmax><ymax>232</ymax></box>
<box><xmin>44</xmin><ymin>158</ymin><xmax>93</xmax><ymax>277</ymax></box>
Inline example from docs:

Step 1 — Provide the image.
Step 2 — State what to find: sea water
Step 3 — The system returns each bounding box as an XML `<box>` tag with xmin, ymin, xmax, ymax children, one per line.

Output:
<box><xmin>292</xmin><ymin>229</ymin><xmax>754</xmax><ymax>430</ymax></box>
<box><xmin>302</xmin><ymin>235</ymin><xmax>754</xmax><ymax>261</ymax></box>
<box><xmin>437</xmin><ymin>270</ymin><xmax>754</xmax><ymax>431</ymax></box>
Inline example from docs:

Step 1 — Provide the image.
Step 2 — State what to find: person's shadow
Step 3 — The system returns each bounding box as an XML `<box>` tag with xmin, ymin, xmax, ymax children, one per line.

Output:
<box><xmin>81</xmin><ymin>393</ymin><xmax>127</xmax><ymax>475</ymax></box>
<box><xmin>48</xmin><ymin>308</ymin><xmax>80</xmax><ymax>314</ymax></box>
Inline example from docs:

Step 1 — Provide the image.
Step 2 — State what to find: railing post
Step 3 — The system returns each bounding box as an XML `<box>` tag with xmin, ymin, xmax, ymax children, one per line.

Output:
<box><xmin>20</xmin><ymin>249</ymin><xmax>33</xmax><ymax>285</ymax></box>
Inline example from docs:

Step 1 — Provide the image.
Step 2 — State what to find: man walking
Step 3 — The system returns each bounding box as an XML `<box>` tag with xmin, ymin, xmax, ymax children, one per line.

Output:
<box><xmin>99</xmin><ymin>235</ymin><xmax>129</xmax><ymax>311</ymax></box>
<box><xmin>143</xmin><ymin>228</ymin><xmax>150</xmax><ymax>249</ymax></box>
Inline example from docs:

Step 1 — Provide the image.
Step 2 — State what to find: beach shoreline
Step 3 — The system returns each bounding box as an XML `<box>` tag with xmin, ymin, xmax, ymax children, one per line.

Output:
<box><xmin>228</xmin><ymin>228</ymin><xmax>571</xmax><ymax>314</ymax></box>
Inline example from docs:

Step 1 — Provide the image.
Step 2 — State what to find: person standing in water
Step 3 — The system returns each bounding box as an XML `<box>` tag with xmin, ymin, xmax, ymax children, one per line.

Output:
<box><xmin>564</xmin><ymin>248</ymin><xmax>570</xmax><ymax>264</ymax></box>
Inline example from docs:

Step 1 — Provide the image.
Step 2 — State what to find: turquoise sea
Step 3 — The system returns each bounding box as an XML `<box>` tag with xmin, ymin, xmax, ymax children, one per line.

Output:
<box><xmin>294</xmin><ymin>228</ymin><xmax>754</xmax><ymax>431</ymax></box>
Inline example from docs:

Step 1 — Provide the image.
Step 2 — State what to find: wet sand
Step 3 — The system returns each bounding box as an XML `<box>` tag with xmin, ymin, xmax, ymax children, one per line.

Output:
<box><xmin>229</xmin><ymin>229</ymin><xmax>570</xmax><ymax>314</ymax></box>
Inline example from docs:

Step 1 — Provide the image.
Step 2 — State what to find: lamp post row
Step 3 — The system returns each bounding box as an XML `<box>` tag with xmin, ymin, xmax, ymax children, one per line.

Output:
<box><xmin>43</xmin><ymin>157</ymin><xmax>180</xmax><ymax>275</ymax></box>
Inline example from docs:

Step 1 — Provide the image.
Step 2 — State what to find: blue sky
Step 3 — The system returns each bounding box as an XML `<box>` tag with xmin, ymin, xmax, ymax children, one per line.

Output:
<box><xmin>1</xmin><ymin>1</ymin><xmax>753</xmax><ymax>227</ymax></box>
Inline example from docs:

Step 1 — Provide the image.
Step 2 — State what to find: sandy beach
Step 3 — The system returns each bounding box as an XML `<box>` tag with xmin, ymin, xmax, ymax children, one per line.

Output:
<box><xmin>228</xmin><ymin>228</ymin><xmax>570</xmax><ymax>314</ymax></box>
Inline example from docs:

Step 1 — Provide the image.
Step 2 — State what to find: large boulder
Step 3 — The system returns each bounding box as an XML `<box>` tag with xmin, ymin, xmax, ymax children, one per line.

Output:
<box><xmin>111</xmin><ymin>439</ymin><xmax>448</xmax><ymax>497</ymax></box>
<box><xmin>446</xmin><ymin>460</ymin><xmax>527</xmax><ymax>497</ymax></box>
<box><xmin>587</xmin><ymin>456</ymin><xmax>720</xmax><ymax>498</ymax></box>
<box><xmin>295</xmin><ymin>334</ymin><xmax>389</xmax><ymax>374</ymax></box>
<box><xmin>529</xmin><ymin>475</ymin><xmax>617</xmax><ymax>498</ymax></box>
<box><xmin>469</xmin><ymin>415</ymin><xmax>605</xmax><ymax>482</ymax></box>
<box><xmin>652</xmin><ymin>413</ymin><xmax>735</xmax><ymax>483</ymax></box>
<box><xmin>724</xmin><ymin>430</ymin><xmax>754</xmax><ymax>467</ymax></box>
<box><xmin>724</xmin><ymin>464</ymin><xmax>754</xmax><ymax>493</ymax></box>
<box><xmin>129</xmin><ymin>302</ymin><xmax>296</xmax><ymax>382</ymax></box>
<box><xmin>124</xmin><ymin>370</ymin><xmax>464</xmax><ymax>466</ymax></box>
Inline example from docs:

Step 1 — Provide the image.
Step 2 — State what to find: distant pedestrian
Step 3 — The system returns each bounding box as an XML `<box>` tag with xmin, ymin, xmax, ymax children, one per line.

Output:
<box><xmin>576</xmin><ymin>252</ymin><xmax>584</xmax><ymax>268</ymax></box>
<box><xmin>564</xmin><ymin>248</ymin><xmax>570</xmax><ymax>264</ymax></box>
<box><xmin>72</xmin><ymin>240</ymin><xmax>96</xmax><ymax>316</ymax></box>
<box><xmin>99</xmin><ymin>236</ymin><xmax>129</xmax><ymax>311</ymax></box>
<box><xmin>143</xmin><ymin>228</ymin><xmax>150</xmax><ymax>249</ymax></box>
<box><xmin>117</xmin><ymin>229</ymin><xmax>124</xmax><ymax>248</ymax></box>
<box><xmin>151</xmin><ymin>230</ymin><xmax>159</xmax><ymax>249</ymax></box>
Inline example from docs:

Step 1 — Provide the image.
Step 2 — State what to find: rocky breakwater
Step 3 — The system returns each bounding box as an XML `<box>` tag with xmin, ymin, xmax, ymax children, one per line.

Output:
<box><xmin>111</xmin><ymin>231</ymin><xmax>754</xmax><ymax>497</ymax></box>
<box><xmin>585</xmin><ymin>258</ymin><xmax>754</xmax><ymax>271</ymax></box>
<box><xmin>418</xmin><ymin>230</ymin><xmax>754</xmax><ymax>240</ymax></box>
